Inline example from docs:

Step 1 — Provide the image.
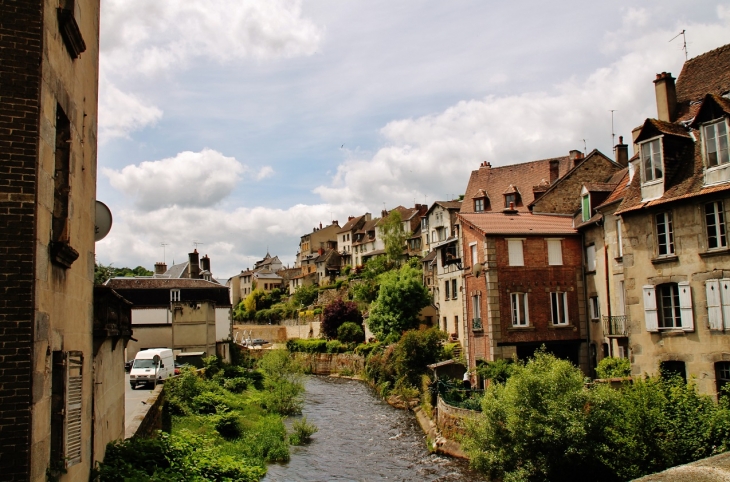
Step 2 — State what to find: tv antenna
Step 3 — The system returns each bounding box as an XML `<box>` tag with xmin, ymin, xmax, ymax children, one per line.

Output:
<box><xmin>582</xmin><ymin>139</ymin><xmax>587</xmax><ymax>156</ymax></box>
<box><xmin>610</xmin><ymin>110</ymin><xmax>617</xmax><ymax>151</ymax></box>
<box><xmin>192</xmin><ymin>241</ymin><xmax>205</xmax><ymax>249</ymax></box>
<box><xmin>670</xmin><ymin>30</ymin><xmax>688</xmax><ymax>61</ymax></box>
<box><xmin>160</xmin><ymin>242</ymin><xmax>169</xmax><ymax>264</ymax></box>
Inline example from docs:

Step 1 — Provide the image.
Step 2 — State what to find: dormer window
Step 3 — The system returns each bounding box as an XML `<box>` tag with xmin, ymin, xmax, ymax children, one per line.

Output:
<box><xmin>581</xmin><ymin>193</ymin><xmax>591</xmax><ymax>222</ymax></box>
<box><xmin>504</xmin><ymin>193</ymin><xmax>516</xmax><ymax>208</ymax></box>
<box><xmin>703</xmin><ymin>119</ymin><xmax>729</xmax><ymax>167</ymax></box>
<box><xmin>474</xmin><ymin>198</ymin><xmax>485</xmax><ymax>212</ymax></box>
<box><xmin>641</xmin><ymin>138</ymin><xmax>663</xmax><ymax>182</ymax></box>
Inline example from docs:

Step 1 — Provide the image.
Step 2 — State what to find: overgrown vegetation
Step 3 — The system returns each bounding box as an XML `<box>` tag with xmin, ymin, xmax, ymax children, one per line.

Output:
<box><xmin>321</xmin><ymin>299</ymin><xmax>363</xmax><ymax>339</ymax></box>
<box><xmin>463</xmin><ymin>350</ymin><xmax>730</xmax><ymax>482</ymax></box>
<box><xmin>595</xmin><ymin>356</ymin><xmax>632</xmax><ymax>379</ymax></box>
<box><xmin>94</xmin><ymin>262</ymin><xmax>153</xmax><ymax>285</ymax></box>
<box><xmin>96</xmin><ymin>350</ymin><xmax>316</xmax><ymax>481</ymax></box>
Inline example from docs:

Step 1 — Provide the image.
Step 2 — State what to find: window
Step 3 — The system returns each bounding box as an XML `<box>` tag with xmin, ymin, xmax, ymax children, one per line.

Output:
<box><xmin>451</xmin><ymin>279</ymin><xmax>457</xmax><ymax>299</ymax></box>
<box><xmin>547</xmin><ymin>239</ymin><xmax>563</xmax><ymax>265</ymax></box>
<box><xmin>716</xmin><ymin>362</ymin><xmax>730</xmax><ymax>397</ymax></box>
<box><xmin>660</xmin><ymin>361</ymin><xmax>686</xmax><ymax>383</ymax></box>
<box><xmin>704</xmin><ymin>120</ymin><xmax>729</xmax><ymax>167</ymax></box>
<box><xmin>51</xmin><ymin>351</ymin><xmax>83</xmax><ymax>468</ymax></box>
<box><xmin>470</xmin><ymin>243</ymin><xmax>478</xmax><ymax>266</ymax></box>
<box><xmin>474</xmin><ymin>198</ymin><xmax>485</xmax><ymax>212</ymax></box>
<box><xmin>505</xmin><ymin>193</ymin><xmax>516</xmax><ymax>208</ymax></box>
<box><xmin>586</xmin><ymin>245</ymin><xmax>596</xmax><ymax>272</ymax></box>
<box><xmin>508</xmin><ymin>239</ymin><xmax>524</xmax><ymax>266</ymax></box>
<box><xmin>643</xmin><ymin>282</ymin><xmax>694</xmax><ymax>332</ymax></box>
<box><xmin>550</xmin><ymin>291</ymin><xmax>569</xmax><ymax>325</ymax></box>
<box><xmin>170</xmin><ymin>289</ymin><xmax>180</xmax><ymax>302</ymax></box>
<box><xmin>706</xmin><ymin>201</ymin><xmax>727</xmax><ymax>250</ymax></box>
<box><xmin>472</xmin><ymin>294</ymin><xmax>482</xmax><ymax>331</ymax></box>
<box><xmin>511</xmin><ymin>292</ymin><xmax>529</xmax><ymax>326</ymax></box>
<box><xmin>656</xmin><ymin>212</ymin><xmax>675</xmax><ymax>256</ymax></box>
<box><xmin>641</xmin><ymin>138</ymin><xmax>663</xmax><ymax>182</ymax></box>
<box><xmin>582</xmin><ymin>194</ymin><xmax>591</xmax><ymax>222</ymax></box>
<box><xmin>616</xmin><ymin>219</ymin><xmax>623</xmax><ymax>257</ymax></box>
<box><xmin>444</xmin><ymin>280</ymin><xmax>450</xmax><ymax>300</ymax></box>
<box><xmin>589</xmin><ymin>297</ymin><xmax>600</xmax><ymax>321</ymax></box>
<box><xmin>421</xmin><ymin>218</ymin><xmax>428</xmax><ymax>231</ymax></box>
<box><xmin>442</xmin><ymin>317</ymin><xmax>448</xmax><ymax>332</ymax></box>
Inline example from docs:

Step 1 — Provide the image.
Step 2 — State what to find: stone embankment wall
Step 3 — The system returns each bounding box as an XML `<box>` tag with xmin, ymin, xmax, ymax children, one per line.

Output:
<box><xmin>436</xmin><ymin>396</ymin><xmax>479</xmax><ymax>439</ymax></box>
<box><xmin>293</xmin><ymin>353</ymin><xmax>364</xmax><ymax>375</ymax></box>
<box><xmin>233</xmin><ymin>322</ymin><xmax>322</xmax><ymax>342</ymax></box>
<box><xmin>125</xmin><ymin>384</ymin><xmax>165</xmax><ymax>439</ymax></box>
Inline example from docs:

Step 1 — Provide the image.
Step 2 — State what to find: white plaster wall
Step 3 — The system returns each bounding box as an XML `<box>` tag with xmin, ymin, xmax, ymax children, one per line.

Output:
<box><xmin>132</xmin><ymin>308</ymin><xmax>169</xmax><ymax>325</ymax></box>
<box><xmin>215</xmin><ymin>307</ymin><xmax>232</xmax><ymax>342</ymax></box>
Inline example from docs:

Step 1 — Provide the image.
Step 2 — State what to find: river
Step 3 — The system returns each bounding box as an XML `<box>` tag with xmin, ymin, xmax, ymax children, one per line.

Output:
<box><xmin>263</xmin><ymin>375</ymin><xmax>486</xmax><ymax>482</ymax></box>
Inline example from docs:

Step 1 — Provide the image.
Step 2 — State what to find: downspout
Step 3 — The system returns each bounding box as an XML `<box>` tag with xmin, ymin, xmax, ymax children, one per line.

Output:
<box><xmin>603</xmin><ymin>218</ymin><xmax>612</xmax><ymax>352</ymax></box>
<box><xmin>581</xmin><ymin>230</ymin><xmax>592</xmax><ymax>377</ymax></box>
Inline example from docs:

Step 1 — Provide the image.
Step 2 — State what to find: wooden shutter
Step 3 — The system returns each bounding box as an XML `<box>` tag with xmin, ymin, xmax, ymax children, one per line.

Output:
<box><xmin>547</xmin><ymin>239</ymin><xmax>563</xmax><ymax>265</ymax></box>
<box><xmin>508</xmin><ymin>239</ymin><xmax>524</xmax><ymax>266</ymax></box>
<box><xmin>586</xmin><ymin>245</ymin><xmax>596</xmax><ymax>271</ymax></box>
<box><xmin>722</xmin><ymin>279</ymin><xmax>730</xmax><ymax>330</ymax></box>
<box><xmin>643</xmin><ymin>285</ymin><xmax>658</xmax><ymax>332</ymax></box>
<box><xmin>706</xmin><ymin>279</ymin><xmax>723</xmax><ymax>330</ymax></box>
<box><xmin>678</xmin><ymin>281</ymin><xmax>694</xmax><ymax>332</ymax></box>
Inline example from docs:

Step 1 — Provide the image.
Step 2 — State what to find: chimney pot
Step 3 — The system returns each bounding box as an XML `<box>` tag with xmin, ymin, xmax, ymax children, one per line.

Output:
<box><xmin>653</xmin><ymin>72</ymin><xmax>677</xmax><ymax>122</ymax></box>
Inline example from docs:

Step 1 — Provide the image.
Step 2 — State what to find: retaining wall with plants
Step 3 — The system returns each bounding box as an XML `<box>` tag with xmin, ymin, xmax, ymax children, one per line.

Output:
<box><xmin>293</xmin><ymin>352</ymin><xmax>364</xmax><ymax>375</ymax></box>
<box><xmin>436</xmin><ymin>395</ymin><xmax>479</xmax><ymax>439</ymax></box>
<box><xmin>125</xmin><ymin>384</ymin><xmax>165</xmax><ymax>439</ymax></box>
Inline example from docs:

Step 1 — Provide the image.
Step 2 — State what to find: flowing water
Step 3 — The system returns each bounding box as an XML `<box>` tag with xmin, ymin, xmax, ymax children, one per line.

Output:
<box><xmin>264</xmin><ymin>376</ymin><xmax>486</xmax><ymax>482</ymax></box>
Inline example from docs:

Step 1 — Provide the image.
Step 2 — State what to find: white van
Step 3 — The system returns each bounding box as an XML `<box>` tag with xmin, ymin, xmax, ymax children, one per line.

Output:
<box><xmin>129</xmin><ymin>348</ymin><xmax>174</xmax><ymax>389</ymax></box>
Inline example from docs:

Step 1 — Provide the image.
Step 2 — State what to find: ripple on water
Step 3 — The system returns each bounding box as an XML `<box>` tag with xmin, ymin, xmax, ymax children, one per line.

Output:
<box><xmin>263</xmin><ymin>376</ymin><xmax>486</xmax><ymax>482</ymax></box>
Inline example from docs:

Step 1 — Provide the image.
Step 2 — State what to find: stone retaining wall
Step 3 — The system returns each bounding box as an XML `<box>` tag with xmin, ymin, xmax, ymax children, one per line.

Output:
<box><xmin>233</xmin><ymin>322</ymin><xmax>322</xmax><ymax>342</ymax></box>
<box><xmin>436</xmin><ymin>395</ymin><xmax>479</xmax><ymax>439</ymax></box>
<box><xmin>125</xmin><ymin>384</ymin><xmax>165</xmax><ymax>439</ymax></box>
<box><xmin>293</xmin><ymin>352</ymin><xmax>365</xmax><ymax>375</ymax></box>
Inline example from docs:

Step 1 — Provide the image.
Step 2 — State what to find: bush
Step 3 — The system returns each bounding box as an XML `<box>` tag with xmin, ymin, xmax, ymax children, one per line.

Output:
<box><xmin>286</xmin><ymin>338</ymin><xmax>328</xmax><ymax>353</ymax></box>
<box><xmin>258</xmin><ymin>350</ymin><xmax>304</xmax><ymax>415</ymax></box>
<box><xmin>325</xmin><ymin>340</ymin><xmax>348</xmax><ymax>353</ymax></box>
<box><xmin>313</xmin><ymin>307</ymin><xmax>322</xmax><ymax>315</ymax></box>
<box><xmin>223</xmin><ymin>377</ymin><xmax>249</xmax><ymax>393</ymax></box>
<box><xmin>214</xmin><ymin>412</ymin><xmax>242</xmax><ymax>439</ymax></box>
<box><xmin>191</xmin><ymin>391</ymin><xmax>231</xmax><ymax>414</ymax></box>
<box><xmin>476</xmin><ymin>359</ymin><xmax>515</xmax><ymax>385</ymax></box>
<box><xmin>595</xmin><ymin>356</ymin><xmax>631</xmax><ymax>379</ymax></box>
<box><xmin>337</xmin><ymin>321</ymin><xmax>365</xmax><ymax>343</ymax></box>
<box><xmin>354</xmin><ymin>342</ymin><xmax>382</xmax><ymax>357</ymax></box>
<box><xmin>289</xmin><ymin>417</ymin><xmax>318</xmax><ymax>445</ymax></box>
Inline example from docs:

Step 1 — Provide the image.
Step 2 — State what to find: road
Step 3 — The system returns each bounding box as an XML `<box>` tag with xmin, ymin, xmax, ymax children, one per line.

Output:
<box><xmin>125</xmin><ymin>373</ymin><xmax>160</xmax><ymax>429</ymax></box>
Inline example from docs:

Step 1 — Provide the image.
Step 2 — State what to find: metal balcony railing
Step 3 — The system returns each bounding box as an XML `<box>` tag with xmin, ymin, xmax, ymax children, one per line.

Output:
<box><xmin>472</xmin><ymin>317</ymin><xmax>483</xmax><ymax>331</ymax></box>
<box><xmin>602</xmin><ymin>315</ymin><xmax>629</xmax><ymax>337</ymax></box>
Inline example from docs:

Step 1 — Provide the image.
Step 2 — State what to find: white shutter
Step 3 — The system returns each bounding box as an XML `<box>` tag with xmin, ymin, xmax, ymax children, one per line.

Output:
<box><xmin>547</xmin><ymin>239</ymin><xmax>563</xmax><ymax>265</ymax></box>
<box><xmin>678</xmin><ymin>281</ymin><xmax>694</xmax><ymax>332</ymax></box>
<box><xmin>586</xmin><ymin>245</ymin><xmax>596</xmax><ymax>271</ymax></box>
<box><xmin>643</xmin><ymin>285</ymin><xmax>658</xmax><ymax>332</ymax></box>
<box><xmin>508</xmin><ymin>239</ymin><xmax>524</xmax><ymax>266</ymax></box>
<box><xmin>706</xmin><ymin>279</ymin><xmax>723</xmax><ymax>330</ymax></box>
<box><xmin>721</xmin><ymin>279</ymin><xmax>730</xmax><ymax>331</ymax></box>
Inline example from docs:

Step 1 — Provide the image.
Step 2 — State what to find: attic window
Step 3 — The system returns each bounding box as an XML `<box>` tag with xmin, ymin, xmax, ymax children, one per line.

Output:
<box><xmin>703</xmin><ymin>119</ymin><xmax>729</xmax><ymax>167</ymax></box>
<box><xmin>641</xmin><ymin>138</ymin><xmax>663</xmax><ymax>183</ymax></box>
<box><xmin>474</xmin><ymin>198</ymin><xmax>485</xmax><ymax>212</ymax></box>
<box><xmin>581</xmin><ymin>193</ymin><xmax>591</xmax><ymax>222</ymax></box>
<box><xmin>504</xmin><ymin>193</ymin><xmax>516</xmax><ymax>208</ymax></box>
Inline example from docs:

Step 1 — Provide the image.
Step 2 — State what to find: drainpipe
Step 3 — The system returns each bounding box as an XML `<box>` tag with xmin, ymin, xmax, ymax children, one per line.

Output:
<box><xmin>581</xmin><ymin>231</ymin><xmax>592</xmax><ymax>378</ymax></box>
<box><xmin>603</xmin><ymin>219</ymin><xmax>612</xmax><ymax>355</ymax></box>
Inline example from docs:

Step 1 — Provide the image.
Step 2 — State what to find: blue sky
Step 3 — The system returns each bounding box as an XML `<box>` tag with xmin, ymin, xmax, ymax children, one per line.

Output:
<box><xmin>95</xmin><ymin>1</ymin><xmax>730</xmax><ymax>280</ymax></box>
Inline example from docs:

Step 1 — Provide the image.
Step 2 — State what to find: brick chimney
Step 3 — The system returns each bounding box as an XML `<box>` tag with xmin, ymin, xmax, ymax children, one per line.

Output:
<box><xmin>188</xmin><ymin>249</ymin><xmax>200</xmax><ymax>279</ymax></box>
<box><xmin>615</xmin><ymin>136</ymin><xmax>629</xmax><ymax>167</ymax></box>
<box><xmin>200</xmin><ymin>255</ymin><xmax>210</xmax><ymax>273</ymax></box>
<box><xmin>549</xmin><ymin>160</ymin><xmax>560</xmax><ymax>184</ymax></box>
<box><xmin>154</xmin><ymin>262</ymin><xmax>167</xmax><ymax>275</ymax></box>
<box><xmin>654</xmin><ymin>72</ymin><xmax>677</xmax><ymax>122</ymax></box>
<box><xmin>569</xmin><ymin>150</ymin><xmax>584</xmax><ymax>167</ymax></box>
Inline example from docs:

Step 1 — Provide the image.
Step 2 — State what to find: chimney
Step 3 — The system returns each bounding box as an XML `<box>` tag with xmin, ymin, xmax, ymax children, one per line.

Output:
<box><xmin>154</xmin><ymin>262</ymin><xmax>167</xmax><ymax>275</ymax></box>
<box><xmin>549</xmin><ymin>160</ymin><xmax>560</xmax><ymax>184</ymax></box>
<box><xmin>365</xmin><ymin>212</ymin><xmax>372</xmax><ymax>221</ymax></box>
<box><xmin>188</xmin><ymin>249</ymin><xmax>200</xmax><ymax>279</ymax></box>
<box><xmin>654</xmin><ymin>72</ymin><xmax>677</xmax><ymax>122</ymax></box>
<box><xmin>319</xmin><ymin>222</ymin><xmax>323</xmax><ymax>229</ymax></box>
<box><xmin>569</xmin><ymin>150</ymin><xmax>584</xmax><ymax>167</ymax></box>
<box><xmin>615</xmin><ymin>136</ymin><xmax>629</xmax><ymax>167</ymax></box>
<box><xmin>381</xmin><ymin>209</ymin><xmax>388</xmax><ymax>217</ymax></box>
<box><xmin>348</xmin><ymin>215</ymin><xmax>355</xmax><ymax>221</ymax></box>
<box><xmin>200</xmin><ymin>255</ymin><xmax>211</xmax><ymax>272</ymax></box>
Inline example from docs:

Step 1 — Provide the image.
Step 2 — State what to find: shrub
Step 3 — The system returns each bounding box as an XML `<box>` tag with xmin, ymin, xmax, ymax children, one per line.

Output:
<box><xmin>223</xmin><ymin>377</ymin><xmax>249</xmax><ymax>393</ymax></box>
<box><xmin>286</xmin><ymin>338</ymin><xmax>328</xmax><ymax>353</ymax></box>
<box><xmin>325</xmin><ymin>340</ymin><xmax>348</xmax><ymax>353</ymax></box>
<box><xmin>391</xmin><ymin>328</ymin><xmax>446</xmax><ymax>388</ymax></box>
<box><xmin>313</xmin><ymin>307</ymin><xmax>322</xmax><ymax>315</ymax></box>
<box><xmin>191</xmin><ymin>391</ymin><xmax>230</xmax><ymax>414</ymax></box>
<box><xmin>476</xmin><ymin>358</ymin><xmax>515</xmax><ymax>385</ymax></box>
<box><xmin>595</xmin><ymin>356</ymin><xmax>632</xmax><ymax>379</ymax></box>
<box><xmin>289</xmin><ymin>417</ymin><xmax>318</xmax><ymax>445</ymax></box>
<box><xmin>337</xmin><ymin>321</ymin><xmax>365</xmax><ymax>343</ymax></box>
<box><xmin>354</xmin><ymin>342</ymin><xmax>382</xmax><ymax>357</ymax></box>
<box><xmin>214</xmin><ymin>412</ymin><xmax>242</xmax><ymax>439</ymax></box>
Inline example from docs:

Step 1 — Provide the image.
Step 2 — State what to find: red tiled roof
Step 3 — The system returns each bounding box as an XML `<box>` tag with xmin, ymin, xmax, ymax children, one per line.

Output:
<box><xmin>635</xmin><ymin>118</ymin><xmax>691</xmax><ymax>143</ymax></box>
<box><xmin>460</xmin><ymin>155</ymin><xmax>572</xmax><ymax>214</ymax></box>
<box><xmin>676</xmin><ymin>44</ymin><xmax>730</xmax><ymax>105</ymax></box>
<box><xmin>106</xmin><ymin>278</ymin><xmax>224</xmax><ymax>289</ymax></box>
<box><xmin>595</xmin><ymin>169</ymin><xmax>629</xmax><ymax>209</ymax></box>
<box><xmin>584</xmin><ymin>182</ymin><xmax>618</xmax><ymax>193</ymax></box>
<box><xmin>459</xmin><ymin>212</ymin><xmax>577</xmax><ymax>235</ymax></box>
<box><xmin>338</xmin><ymin>215</ymin><xmax>365</xmax><ymax>233</ymax></box>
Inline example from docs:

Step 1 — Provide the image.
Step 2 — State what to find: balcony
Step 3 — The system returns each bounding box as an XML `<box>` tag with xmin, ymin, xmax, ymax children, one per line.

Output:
<box><xmin>602</xmin><ymin>315</ymin><xmax>629</xmax><ymax>337</ymax></box>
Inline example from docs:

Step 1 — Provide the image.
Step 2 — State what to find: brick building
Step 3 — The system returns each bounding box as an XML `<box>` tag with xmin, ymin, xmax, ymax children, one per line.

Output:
<box><xmin>0</xmin><ymin>1</ymin><xmax>131</xmax><ymax>480</ymax></box>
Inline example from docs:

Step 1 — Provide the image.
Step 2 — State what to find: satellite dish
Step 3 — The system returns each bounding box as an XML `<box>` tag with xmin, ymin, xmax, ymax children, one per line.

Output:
<box><xmin>95</xmin><ymin>201</ymin><xmax>113</xmax><ymax>241</ymax></box>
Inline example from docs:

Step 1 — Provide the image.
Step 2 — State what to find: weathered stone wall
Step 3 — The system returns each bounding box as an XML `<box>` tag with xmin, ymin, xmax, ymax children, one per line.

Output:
<box><xmin>293</xmin><ymin>352</ymin><xmax>365</xmax><ymax>375</ymax></box>
<box><xmin>233</xmin><ymin>322</ymin><xmax>322</xmax><ymax>342</ymax></box>
<box><xmin>436</xmin><ymin>395</ymin><xmax>479</xmax><ymax>440</ymax></box>
<box><xmin>125</xmin><ymin>384</ymin><xmax>165</xmax><ymax>440</ymax></box>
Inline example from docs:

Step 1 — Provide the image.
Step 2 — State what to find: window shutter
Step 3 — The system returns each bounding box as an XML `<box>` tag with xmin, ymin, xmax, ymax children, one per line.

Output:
<box><xmin>721</xmin><ymin>279</ymin><xmax>730</xmax><ymax>330</ymax></box>
<box><xmin>524</xmin><ymin>293</ymin><xmax>530</xmax><ymax>325</ymax></box>
<box><xmin>706</xmin><ymin>279</ymin><xmax>723</xmax><ymax>330</ymax></box>
<box><xmin>643</xmin><ymin>285</ymin><xmax>658</xmax><ymax>332</ymax></box>
<box><xmin>508</xmin><ymin>239</ymin><xmax>524</xmax><ymax>266</ymax></box>
<box><xmin>547</xmin><ymin>239</ymin><xmax>563</xmax><ymax>265</ymax></box>
<box><xmin>65</xmin><ymin>351</ymin><xmax>83</xmax><ymax>468</ymax></box>
<box><xmin>678</xmin><ymin>281</ymin><xmax>694</xmax><ymax>332</ymax></box>
<box><xmin>586</xmin><ymin>245</ymin><xmax>596</xmax><ymax>271</ymax></box>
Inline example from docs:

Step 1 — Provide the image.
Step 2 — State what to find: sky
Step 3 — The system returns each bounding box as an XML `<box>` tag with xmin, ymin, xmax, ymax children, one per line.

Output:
<box><xmin>94</xmin><ymin>1</ymin><xmax>730</xmax><ymax>281</ymax></box>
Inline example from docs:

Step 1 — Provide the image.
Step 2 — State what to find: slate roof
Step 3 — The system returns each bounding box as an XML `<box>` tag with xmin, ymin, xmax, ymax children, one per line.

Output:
<box><xmin>106</xmin><ymin>277</ymin><xmax>231</xmax><ymax>307</ymax></box>
<box><xmin>159</xmin><ymin>262</ymin><xmax>188</xmax><ymax>278</ymax></box>
<box><xmin>459</xmin><ymin>212</ymin><xmax>577</xmax><ymax>235</ymax></box>
<box><xmin>635</xmin><ymin>118</ymin><xmax>692</xmax><ymax>143</ymax></box>
<box><xmin>595</xmin><ymin>169</ymin><xmax>630</xmax><ymax>209</ymax></box>
<box><xmin>461</xmin><ymin>155</ymin><xmax>572</xmax><ymax>214</ymax></box>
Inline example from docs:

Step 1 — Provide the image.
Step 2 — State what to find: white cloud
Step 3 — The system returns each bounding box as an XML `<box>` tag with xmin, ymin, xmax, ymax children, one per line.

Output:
<box><xmin>98</xmin><ymin>80</ymin><xmax>163</xmax><ymax>141</ymax></box>
<box><xmin>100</xmin><ymin>0</ymin><xmax>323</xmax><ymax>78</ymax></box>
<box><xmin>314</xmin><ymin>11</ymin><xmax>730</xmax><ymax>207</ymax></box>
<box><xmin>255</xmin><ymin>166</ymin><xmax>275</xmax><ymax>181</ymax></box>
<box><xmin>104</xmin><ymin>149</ymin><xmax>246</xmax><ymax>210</ymax></box>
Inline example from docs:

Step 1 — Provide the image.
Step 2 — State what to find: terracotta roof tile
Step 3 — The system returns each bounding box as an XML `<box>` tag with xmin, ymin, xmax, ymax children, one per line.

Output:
<box><xmin>595</xmin><ymin>169</ymin><xmax>629</xmax><ymax>209</ymax></box>
<box><xmin>107</xmin><ymin>278</ymin><xmax>224</xmax><ymax>289</ymax></box>
<box><xmin>338</xmin><ymin>214</ymin><xmax>366</xmax><ymax>233</ymax></box>
<box><xmin>584</xmin><ymin>182</ymin><xmax>618</xmax><ymax>193</ymax></box>
<box><xmin>635</xmin><ymin>119</ymin><xmax>691</xmax><ymax>143</ymax></box>
<box><xmin>460</xmin><ymin>155</ymin><xmax>573</xmax><ymax>214</ymax></box>
<box><xmin>676</xmin><ymin>44</ymin><xmax>730</xmax><ymax>105</ymax></box>
<box><xmin>459</xmin><ymin>212</ymin><xmax>577</xmax><ymax>235</ymax></box>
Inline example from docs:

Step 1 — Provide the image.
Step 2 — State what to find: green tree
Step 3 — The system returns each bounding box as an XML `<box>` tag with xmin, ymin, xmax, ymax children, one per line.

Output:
<box><xmin>243</xmin><ymin>289</ymin><xmax>267</xmax><ymax>313</ymax></box>
<box><xmin>337</xmin><ymin>322</ymin><xmax>365</xmax><ymax>343</ymax></box>
<box><xmin>292</xmin><ymin>284</ymin><xmax>318</xmax><ymax>308</ymax></box>
<box><xmin>367</xmin><ymin>263</ymin><xmax>430</xmax><ymax>339</ymax></box>
<box><xmin>321</xmin><ymin>299</ymin><xmax>362</xmax><ymax>339</ymax></box>
<box><xmin>595</xmin><ymin>356</ymin><xmax>631</xmax><ymax>379</ymax></box>
<box><xmin>381</xmin><ymin>210</ymin><xmax>407</xmax><ymax>263</ymax></box>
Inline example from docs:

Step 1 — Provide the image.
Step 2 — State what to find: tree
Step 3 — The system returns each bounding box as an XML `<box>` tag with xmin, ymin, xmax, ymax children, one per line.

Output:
<box><xmin>94</xmin><ymin>262</ymin><xmax>153</xmax><ymax>285</ymax></box>
<box><xmin>367</xmin><ymin>263</ymin><xmax>430</xmax><ymax>339</ymax></box>
<box><xmin>292</xmin><ymin>284</ymin><xmax>318</xmax><ymax>308</ymax></box>
<box><xmin>243</xmin><ymin>289</ymin><xmax>267</xmax><ymax>313</ymax></box>
<box><xmin>336</xmin><ymin>322</ymin><xmax>365</xmax><ymax>343</ymax></box>
<box><xmin>381</xmin><ymin>210</ymin><xmax>407</xmax><ymax>263</ymax></box>
<box><xmin>321</xmin><ymin>299</ymin><xmax>362</xmax><ymax>340</ymax></box>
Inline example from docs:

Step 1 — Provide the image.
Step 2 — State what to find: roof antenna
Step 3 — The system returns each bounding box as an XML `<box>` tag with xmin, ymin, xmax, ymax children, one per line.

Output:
<box><xmin>670</xmin><ymin>30</ymin><xmax>688</xmax><ymax>61</ymax></box>
<box><xmin>160</xmin><ymin>242</ymin><xmax>169</xmax><ymax>264</ymax></box>
<box><xmin>582</xmin><ymin>139</ymin><xmax>587</xmax><ymax>156</ymax></box>
<box><xmin>610</xmin><ymin>110</ymin><xmax>616</xmax><ymax>153</ymax></box>
<box><xmin>193</xmin><ymin>241</ymin><xmax>205</xmax><ymax>249</ymax></box>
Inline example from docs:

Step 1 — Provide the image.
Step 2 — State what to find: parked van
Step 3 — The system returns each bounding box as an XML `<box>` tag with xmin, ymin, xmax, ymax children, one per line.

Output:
<box><xmin>129</xmin><ymin>348</ymin><xmax>174</xmax><ymax>389</ymax></box>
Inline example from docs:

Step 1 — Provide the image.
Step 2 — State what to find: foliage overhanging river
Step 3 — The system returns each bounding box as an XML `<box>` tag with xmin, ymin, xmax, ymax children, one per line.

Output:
<box><xmin>264</xmin><ymin>376</ymin><xmax>486</xmax><ymax>481</ymax></box>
